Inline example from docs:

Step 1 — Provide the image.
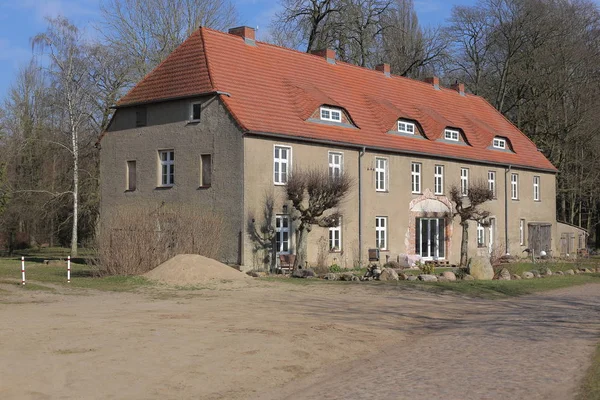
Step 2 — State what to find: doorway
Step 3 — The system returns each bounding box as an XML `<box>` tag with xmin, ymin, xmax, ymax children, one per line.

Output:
<box><xmin>416</xmin><ymin>218</ymin><xmax>446</xmax><ymax>260</ymax></box>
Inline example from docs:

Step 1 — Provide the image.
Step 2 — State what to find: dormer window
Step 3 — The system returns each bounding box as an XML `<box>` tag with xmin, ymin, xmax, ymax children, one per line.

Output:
<box><xmin>320</xmin><ymin>106</ymin><xmax>342</xmax><ymax>122</ymax></box>
<box><xmin>444</xmin><ymin>129</ymin><xmax>459</xmax><ymax>141</ymax></box>
<box><xmin>493</xmin><ymin>137</ymin><xmax>506</xmax><ymax>149</ymax></box>
<box><xmin>397</xmin><ymin>120</ymin><xmax>415</xmax><ymax>134</ymax></box>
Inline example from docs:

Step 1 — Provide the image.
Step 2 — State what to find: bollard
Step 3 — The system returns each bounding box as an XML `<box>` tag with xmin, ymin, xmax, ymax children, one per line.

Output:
<box><xmin>21</xmin><ymin>256</ymin><xmax>25</xmax><ymax>285</ymax></box>
<box><xmin>67</xmin><ymin>256</ymin><xmax>71</xmax><ymax>283</ymax></box>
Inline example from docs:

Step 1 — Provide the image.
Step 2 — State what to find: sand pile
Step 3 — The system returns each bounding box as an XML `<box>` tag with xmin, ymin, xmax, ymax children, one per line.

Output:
<box><xmin>144</xmin><ymin>254</ymin><xmax>250</xmax><ymax>285</ymax></box>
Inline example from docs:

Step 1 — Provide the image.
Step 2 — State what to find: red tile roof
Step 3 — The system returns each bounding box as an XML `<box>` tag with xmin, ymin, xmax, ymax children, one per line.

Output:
<box><xmin>117</xmin><ymin>27</ymin><xmax>557</xmax><ymax>172</ymax></box>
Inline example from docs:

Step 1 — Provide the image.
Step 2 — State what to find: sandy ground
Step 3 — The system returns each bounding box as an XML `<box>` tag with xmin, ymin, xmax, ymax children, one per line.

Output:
<box><xmin>0</xmin><ymin>280</ymin><xmax>599</xmax><ymax>400</ymax></box>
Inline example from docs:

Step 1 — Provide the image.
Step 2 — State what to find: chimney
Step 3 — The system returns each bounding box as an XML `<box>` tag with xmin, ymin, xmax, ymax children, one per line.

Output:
<box><xmin>451</xmin><ymin>81</ymin><xmax>466</xmax><ymax>96</ymax></box>
<box><xmin>375</xmin><ymin>63</ymin><xmax>391</xmax><ymax>77</ymax></box>
<box><xmin>311</xmin><ymin>48</ymin><xmax>336</xmax><ymax>64</ymax></box>
<box><xmin>424</xmin><ymin>76</ymin><xmax>440</xmax><ymax>90</ymax></box>
<box><xmin>228</xmin><ymin>26</ymin><xmax>256</xmax><ymax>45</ymax></box>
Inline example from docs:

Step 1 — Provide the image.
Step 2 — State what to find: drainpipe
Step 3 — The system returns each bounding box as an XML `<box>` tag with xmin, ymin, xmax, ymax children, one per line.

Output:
<box><xmin>358</xmin><ymin>147</ymin><xmax>366</xmax><ymax>266</ymax></box>
<box><xmin>505</xmin><ymin>165</ymin><xmax>512</xmax><ymax>255</ymax></box>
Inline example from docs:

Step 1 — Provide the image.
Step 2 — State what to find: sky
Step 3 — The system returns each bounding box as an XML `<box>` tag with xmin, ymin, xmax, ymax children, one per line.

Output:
<box><xmin>0</xmin><ymin>0</ymin><xmax>478</xmax><ymax>100</ymax></box>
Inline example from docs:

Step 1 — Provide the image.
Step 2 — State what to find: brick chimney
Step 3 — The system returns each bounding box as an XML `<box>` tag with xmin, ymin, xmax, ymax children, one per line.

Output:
<box><xmin>424</xmin><ymin>76</ymin><xmax>440</xmax><ymax>90</ymax></box>
<box><xmin>451</xmin><ymin>82</ymin><xmax>466</xmax><ymax>96</ymax></box>
<box><xmin>311</xmin><ymin>48</ymin><xmax>336</xmax><ymax>64</ymax></box>
<box><xmin>375</xmin><ymin>63</ymin><xmax>391</xmax><ymax>77</ymax></box>
<box><xmin>228</xmin><ymin>26</ymin><xmax>256</xmax><ymax>45</ymax></box>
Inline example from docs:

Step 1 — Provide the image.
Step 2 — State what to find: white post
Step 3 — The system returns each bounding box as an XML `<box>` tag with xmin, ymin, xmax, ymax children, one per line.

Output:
<box><xmin>67</xmin><ymin>256</ymin><xmax>71</xmax><ymax>283</ymax></box>
<box><xmin>21</xmin><ymin>257</ymin><xmax>25</xmax><ymax>285</ymax></box>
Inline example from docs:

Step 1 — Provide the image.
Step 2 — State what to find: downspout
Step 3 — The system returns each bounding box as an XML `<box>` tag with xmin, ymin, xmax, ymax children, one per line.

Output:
<box><xmin>505</xmin><ymin>165</ymin><xmax>512</xmax><ymax>255</ymax></box>
<box><xmin>358</xmin><ymin>147</ymin><xmax>366</xmax><ymax>266</ymax></box>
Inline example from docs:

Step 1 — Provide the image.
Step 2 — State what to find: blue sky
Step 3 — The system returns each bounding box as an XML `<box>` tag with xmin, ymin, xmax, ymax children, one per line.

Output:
<box><xmin>0</xmin><ymin>0</ymin><xmax>477</xmax><ymax>100</ymax></box>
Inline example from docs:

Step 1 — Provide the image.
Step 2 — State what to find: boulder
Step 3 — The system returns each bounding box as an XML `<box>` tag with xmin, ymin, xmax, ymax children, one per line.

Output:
<box><xmin>564</xmin><ymin>269</ymin><xmax>575</xmax><ymax>275</ymax></box>
<box><xmin>580</xmin><ymin>268</ymin><xmax>593</xmax><ymax>273</ymax></box>
<box><xmin>511</xmin><ymin>274</ymin><xmax>522</xmax><ymax>280</ymax></box>
<box><xmin>398</xmin><ymin>272</ymin><xmax>409</xmax><ymax>281</ymax></box>
<box><xmin>407</xmin><ymin>275</ymin><xmax>418</xmax><ymax>281</ymax></box>
<box><xmin>494</xmin><ymin>268</ymin><xmax>511</xmax><ymax>280</ymax></box>
<box><xmin>246</xmin><ymin>270</ymin><xmax>266</xmax><ymax>278</ymax></box>
<box><xmin>340</xmin><ymin>272</ymin><xmax>357</xmax><ymax>281</ymax></box>
<box><xmin>292</xmin><ymin>268</ymin><xmax>315</xmax><ymax>278</ymax></box>
<box><xmin>437</xmin><ymin>276</ymin><xmax>449</xmax><ymax>282</ymax></box>
<box><xmin>468</xmin><ymin>256</ymin><xmax>494</xmax><ymax>280</ymax></box>
<box><xmin>463</xmin><ymin>274</ymin><xmax>475</xmax><ymax>281</ymax></box>
<box><xmin>554</xmin><ymin>270</ymin><xmax>564</xmax><ymax>276</ymax></box>
<box><xmin>522</xmin><ymin>271</ymin><xmax>534</xmax><ymax>279</ymax></box>
<box><xmin>440</xmin><ymin>271</ymin><xmax>457</xmax><ymax>282</ymax></box>
<box><xmin>418</xmin><ymin>274</ymin><xmax>438</xmax><ymax>282</ymax></box>
<box><xmin>531</xmin><ymin>270</ymin><xmax>541</xmax><ymax>278</ymax></box>
<box><xmin>378</xmin><ymin>268</ymin><xmax>399</xmax><ymax>281</ymax></box>
<box><xmin>539</xmin><ymin>267</ymin><xmax>552</xmax><ymax>276</ymax></box>
<box><xmin>323</xmin><ymin>273</ymin><xmax>338</xmax><ymax>281</ymax></box>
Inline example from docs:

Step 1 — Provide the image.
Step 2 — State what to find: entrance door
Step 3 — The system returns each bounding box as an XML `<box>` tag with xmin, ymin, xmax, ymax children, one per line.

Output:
<box><xmin>528</xmin><ymin>223</ymin><xmax>552</xmax><ymax>256</ymax></box>
<box><xmin>416</xmin><ymin>218</ymin><xmax>445</xmax><ymax>260</ymax></box>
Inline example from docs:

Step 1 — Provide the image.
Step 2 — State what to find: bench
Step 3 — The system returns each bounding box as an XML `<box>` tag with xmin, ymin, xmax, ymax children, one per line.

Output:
<box><xmin>278</xmin><ymin>254</ymin><xmax>296</xmax><ymax>274</ymax></box>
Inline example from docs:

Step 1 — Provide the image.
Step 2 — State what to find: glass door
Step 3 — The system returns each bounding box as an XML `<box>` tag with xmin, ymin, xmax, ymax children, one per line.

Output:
<box><xmin>416</xmin><ymin>218</ymin><xmax>445</xmax><ymax>260</ymax></box>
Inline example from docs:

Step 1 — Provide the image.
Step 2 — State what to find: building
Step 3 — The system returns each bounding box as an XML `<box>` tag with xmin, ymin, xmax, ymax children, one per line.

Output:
<box><xmin>100</xmin><ymin>26</ymin><xmax>567</xmax><ymax>269</ymax></box>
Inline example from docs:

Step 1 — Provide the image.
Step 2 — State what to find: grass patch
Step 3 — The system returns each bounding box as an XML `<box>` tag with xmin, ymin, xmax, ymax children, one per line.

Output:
<box><xmin>503</xmin><ymin>261</ymin><xmax>599</xmax><ymax>276</ymax></box>
<box><xmin>577</xmin><ymin>343</ymin><xmax>600</xmax><ymax>400</ymax></box>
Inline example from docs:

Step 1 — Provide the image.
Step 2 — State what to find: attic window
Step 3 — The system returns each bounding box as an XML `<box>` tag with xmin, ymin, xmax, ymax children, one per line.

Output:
<box><xmin>190</xmin><ymin>102</ymin><xmax>202</xmax><ymax>121</ymax></box>
<box><xmin>320</xmin><ymin>106</ymin><xmax>342</xmax><ymax>122</ymax></box>
<box><xmin>444</xmin><ymin>129</ymin><xmax>459</xmax><ymax>141</ymax></box>
<box><xmin>397</xmin><ymin>121</ymin><xmax>415</xmax><ymax>134</ymax></box>
<box><xmin>493</xmin><ymin>137</ymin><xmax>506</xmax><ymax>149</ymax></box>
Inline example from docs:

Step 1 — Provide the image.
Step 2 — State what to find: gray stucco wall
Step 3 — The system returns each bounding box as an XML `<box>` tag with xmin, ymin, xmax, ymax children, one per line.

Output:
<box><xmin>100</xmin><ymin>95</ymin><xmax>244</xmax><ymax>264</ymax></box>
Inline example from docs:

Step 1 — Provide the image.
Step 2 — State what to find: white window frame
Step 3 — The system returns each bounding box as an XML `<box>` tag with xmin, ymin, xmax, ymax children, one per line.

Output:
<box><xmin>126</xmin><ymin>160</ymin><xmax>136</xmax><ymax>191</ymax></box>
<box><xmin>519</xmin><ymin>219</ymin><xmax>525</xmax><ymax>245</ymax></box>
<box><xmin>375</xmin><ymin>158</ymin><xmax>388</xmax><ymax>192</ymax></box>
<box><xmin>329</xmin><ymin>217</ymin><xmax>342</xmax><ymax>252</ymax></box>
<box><xmin>477</xmin><ymin>222</ymin><xmax>486</xmax><ymax>247</ymax></box>
<box><xmin>488</xmin><ymin>171</ymin><xmax>496</xmax><ymax>198</ymax></box>
<box><xmin>493</xmin><ymin>137</ymin><xmax>506</xmax><ymax>149</ymax></box>
<box><xmin>397</xmin><ymin>120</ymin><xmax>415</xmax><ymax>134</ymax></box>
<box><xmin>190</xmin><ymin>101</ymin><xmax>202</xmax><ymax>121</ymax></box>
<box><xmin>411</xmin><ymin>162</ymin><xmax>421</xmax><ymax>194</ymax></box>
<box><xmin>273</xmin><ymin>145</ymin><xmax>291</xmax><ymax>185</ymax></box>
<box><xmin>275</xmin><ymin>215</ymin><xmax>291</xmax><ymax>254</ymax></box>
<box><xmin>511</xmin><ymin>173</ymin><xmax>519</xmax><ymax>200</ymax></box>
<box><xmin>375</xmin><ymin>216</ymin><xmax>387</xmax><ymax>250</ymax></box>
<box><xmin>461</xmin><ymin>168</ymin><xmax>469</xmax><ymax>196</ymax></box>
<box><xmin>434</xmin><ymin>165</ymin><xmax>444</xmax><ymax>195</ymax></box>
<box><xmin>328</xmin><ymin>151</ymin><xmax>343</xmax><ymax>179</ymax></box>
<box><xmin>320</xmin><ymin>106</ymin><xmax>342</xmax><ymax>122</ymax></box>
<box><xmin>158</xmin><ymin>150</ymin><xmax>174</xmax><ymax>186</ymax></box>
<box><xmin>533</xmin><ymin>176</ymin><xmax>540</xmax><ymax>201</ymax></box>
<box><xmin>488</xmin><ymin>218</ymin><xmax>495</xmax><ymax>250</ymax></box>
<box><xmin>444</xmin><ymin>129</ymin><xmax>459</xmax><ymax>141</ymax></box>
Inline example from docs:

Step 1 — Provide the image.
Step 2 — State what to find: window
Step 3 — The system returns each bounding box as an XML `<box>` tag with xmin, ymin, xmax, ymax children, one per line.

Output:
<box><xmin>375</xmin><ymin>158</ymin><xmax>388</xmax><ymax>192</ymax></box>
<box><xmin>159</xmin><ymin>150</ymin><xmax>174</xmax><ymax>186</ymax></box>
<box><xmin>434</xmin><ymin>165</ymin><xmax>444</xmax><ymax>195</ymax></box>
<box><xmin>275</xmin><ymin>215</ymin><xmax>290</xmax><ymax>254</ymax></box>
<box><xmin>135</xmin><ymin>107</ymin><xmax>147</xmax><ymax>127</ymax></box>
<box><xmin>533</xmin><ymin>176</ymin><xmax>540</xmax><ymax>201</ymax></box>
<box><xmin>477</xmin><ymin>222</ymin><xmax>486</xmax><ymax>247</ymax></box>
<box><xmin>488</xmin><ymin>171</ymin><xmax>496</xmax><ymax>198</ymax></box>
<box><xmin>444</xmin><ymin>129</ymin><xmax>459</xmax><ymax>141</ymax></box>
<box><xmin>126</xmin><ymin>160</ymin><xmax>136</xmax><ymax>191</ymax></box>
<box><xmin>200</xmin><ymin>154</ymin><xmax>212</xmax><ymax>187</ymax></box>
<box><xmin>461</xmin><ymin>168</ymin><xmax>469</xmax><ymax>196</ymax></box>
<box><xmin>375</xmin><ymin>217</ymin><xmax>387</xmax><ymax>250</ymax></box>
<box><xmin>411</xmin><ymin>162</ymin><xmax>421</xmax><ymax>194</ymax></box>
<box><xmin>397</xmin><ymin>120</ymin><xmax>415</xmax><ymax>134</ymax></box>
<box><xmin>190</xmin><ymin>102</ymin><xmax>202</xmax><ymax>121</ymax></box>
<box><xmin>328</xmin><ymin>152</ymin><xmax>343</xmax><ymax>179</ymax></box>
<box><xmin>320</xmin><ymin>106</ymin><xmax>342</xmax><ymax>122</ymax></box>
<box><xmin>488</xmin><ymin>218</ymin><xmax>495</xmax><ymax>248</ymax></box>
<box><xmin>329</xmin><ymin>218</ymin><xmax>342</xmax><ymax>251</ymax></box>
<box><xmin>519</xmin><ymin>219</ymin><xmax>525</xmax><ymax>245</ymax></box>
<box><xmin>493</xmin><ymin>137</ymin><xmax>506</xmax><ymax>149</ymax></box>
<box><xmin>274</xmin><ymin>146</ymin><xmax>291</xmax><ymax>185</ymax></box>
<box><xmin>511</xmin><ymin>173</ymin><xmax>519</xmax><ymax>200</ymax></box>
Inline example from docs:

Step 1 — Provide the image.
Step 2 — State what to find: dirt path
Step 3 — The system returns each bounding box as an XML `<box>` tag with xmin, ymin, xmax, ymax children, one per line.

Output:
<box><xmin>0</xmin><ymin>281</ymin><xmax>599</xmax><ymax>400</ymax></box>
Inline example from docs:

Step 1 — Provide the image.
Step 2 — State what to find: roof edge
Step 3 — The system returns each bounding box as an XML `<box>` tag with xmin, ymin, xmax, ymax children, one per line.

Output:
<box><xmin>113</xmin><ymin>91</ymin><xmax>230</xmax><ymax>109</ymax></box>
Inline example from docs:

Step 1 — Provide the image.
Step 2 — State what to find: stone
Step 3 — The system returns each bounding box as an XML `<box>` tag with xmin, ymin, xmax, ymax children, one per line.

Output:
<box><xmin>378</xmin><ymin>268</ymin><xmax>399</xmax><ymax>281</ymax></box>
<box><xmin>418</xmin><ymin>274</ymin><xmax>438</xmax><ymax>282</ymax></box>
<box><xmin>246</xmin><ymin>271</ymin><xmax>266</xmax><ymax>278</ymax></box>
<box><xmin>580</xmin><ymin>268</ymin><xmax>593</xmax><ymax>273</ymax></box>
<box><xmin>340</xmin><ymin>273</ymin><xmax>356</xmax><ymax>281</ymax></box>
<box><xmin>539</xmin><ymin>267</ymin><xmax>552</xmax><ymax>276</ymax></box>
<box><xmin>398</xmin><ymin>254</ymin><xmax>424</xmax><ymax>268</ymax></box>
<box><xmin>531</xmin><ymin>270</ymin><xmax>541</xmax><ymax>278</ymax></box>
<box><xmin>407</xmin><ymin>275</ymin><xmax>418</xmax><ymax>281</ymax></box>
<box><xmin>554</xmin><ymin>270</ymin><xmax>564</xmax><ymax>276</ymax></box>
<box><xmin>292</xmin><ymin>268</ymin><xmax>315</xmax><ymax>278</ymax></box>
<box><xmin>463</xmin><ymin>274</ymin><xmax>475</xmax><ymax>281</ymax></box>
<box><xmin>323</xmin><ymin>273</ymin><xmax>338</xmax><ymax>281</ymax></box>
<box><xmin>494</xmin><ymin>268</ymin><xmax>511</xmax><ymax>280</ymax></box>
<box><xmin>596</xmin><ymin>267</ymin><xmax>600</xmax><ymax>273</ymax></box>
<box><xmin>440</xmin><ymin>271</ymin><xmax>457</xmax><ymax>282</ymax></box>
<box><xmin>468</xmin><ymin>256</ymin><xmax>494</xmax><ymax>280</ymax></box>
<box><xmin>522</xmin><ymin>272</ymin><xmax>534</xmax><ymax>279</ymax></box>
<box><xmin>564</xmin><ymin>269</ymin><xmax>575</xmax><ymax>275</ymax></box>
<box><xmin>437</xmin><ymin>276</ymin><xmax>450</xmax><ymax>282</ymax></box>
<box><xmin>397</xmin><ymin>272</ymin><xmax>408</xmax><ymax>281</ymax></box>
<box><xmin>511</xmin><ymin>274</ymin><xmax>522</xmax><ymax>280</ymax></box>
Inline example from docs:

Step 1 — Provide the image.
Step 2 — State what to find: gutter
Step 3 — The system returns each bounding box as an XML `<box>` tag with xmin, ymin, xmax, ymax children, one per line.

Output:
<box><xmin>505</xmin><ymin>165</ymin><xmax>512</xmax><ymax>255</ymax></box>
<box><xmin>358</xmin><ymin>147</ymin><xmax>366</xmax><ymax>266</ymax></box>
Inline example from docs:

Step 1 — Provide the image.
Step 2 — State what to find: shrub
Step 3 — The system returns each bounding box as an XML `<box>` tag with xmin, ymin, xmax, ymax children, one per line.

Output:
<box><xmin>329</xmin><ymin>264</ymin><xmax>342</xmax><ymax>273</ymax></box>
<box><xmin>95</xmin><ymin>204</ymin><xmax>224</xmax><ymax>275</ymax></box>
<box><xmin>419</xmin><ymin>263</ymin><xmax>435</xmax><ymax>275</ymax></box>
<box><xmin>454</xmin><ymin>267</ymin><xmax>469</xmax><ymax>279</ymax></box>
<box><xmin>383</xmin><ymin>260</ymin><xmax>400</xmax><ymax>269</ymax></box>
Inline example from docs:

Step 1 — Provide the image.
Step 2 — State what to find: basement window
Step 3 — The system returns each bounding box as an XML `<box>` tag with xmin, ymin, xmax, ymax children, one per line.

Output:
<box><xmin>320</xmin><ymin>106</ymin><xmax>342</xmax><ymax>122</ymax></box>
<box><xmin>493</xmin><ymin>137</ymin><xmax>506</xmax><ymax>149</ymax></box>
<box><xmin>444</xmin><ymin>129</ymin><xmax>459</xmax><ymax>141</ymax></box>
<box><xmin>397</xmin><ymin>120</ymin><xmax>415</xmax><ymax>134</ymax></box>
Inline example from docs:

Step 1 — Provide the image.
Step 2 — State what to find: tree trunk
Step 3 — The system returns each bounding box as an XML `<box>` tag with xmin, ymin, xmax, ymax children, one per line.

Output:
<box><xmin>70</xmin><ymin>124</ymin><xmax>79</xmax><ymax>257</ymax></box>
<box><xmin>460</xmin><ymin>221</ymin><xmax>469</xmax><ymax>266</ymax></box>
<box><xmin>293</xmin><ymin>225</ymin><xmax>308</xmax><ymax>270</ymax></box>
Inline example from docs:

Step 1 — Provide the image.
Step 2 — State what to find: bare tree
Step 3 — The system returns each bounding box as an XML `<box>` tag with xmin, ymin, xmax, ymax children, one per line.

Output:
<box><xmin>286</xmin><ymin>168</ymin><xmax>352</xmax><ymax>269</ymax></box>
<box><xmin>448</xmin><ymin>181</ymin><xmax>494</xmax><ymax>266</ymax></box>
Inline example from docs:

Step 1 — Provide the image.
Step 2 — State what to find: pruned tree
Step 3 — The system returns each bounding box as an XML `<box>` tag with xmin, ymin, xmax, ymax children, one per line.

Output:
<box><xmin>449</xmin><ymin>181</ymin><xmax>494</xmax><ymax>266</ymax></box>
<box><xmin>286</xmin><ymin>168</ymin><xmax>353</xmax><ymax>269</ymax></box>
<box><xmin>246</xmin><ymin>192</ymin><xmax>277</xmax><ymax>271</ymax></box>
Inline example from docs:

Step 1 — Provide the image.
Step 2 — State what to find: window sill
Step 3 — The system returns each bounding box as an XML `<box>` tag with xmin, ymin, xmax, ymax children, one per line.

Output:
<box><xmin>512</xmin><ymin>198</ymin><xmax>519</xmax><ymax>201</ymax></box>
<box><xmin>376</xmin><ymin>190</ymin><xmax>389</xmax><ymax>193</ymax></box>
<box><xmin>412</xmin><ymin>192</ymin><xmax>422</xmax><ymax>195</ymax></box>
<box><xmin>274</xmin><ymin>182</ymin><xmax>287</xmax><ymax>186</ymax></box>
<box><xmin>197</xmin><ymin>185</ymin><xmax>211</xmax><ymax>190</ymax></box>
<box><xmin>329</xmin><ymin>250</ymin><xmax>342</xmax><ymax>254</ymax></box>
<box><xmin>124</xmin><ymin>189</ymin><xmax>136</xmax><ymax>193</ymax></box>
<box><xmin>155</xmin><ymin>185</ymin><xmax>174</xmax><ymax>190</ymax></box>
<box><xmin>534</xmin><ymin>200</ymin><xmax>541</xmax><ymax>202</ymax></box>
<box><xmin>186</xmin><ymin>119</ymin><xmax>201</xmax><ymax>125</ymax></box>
